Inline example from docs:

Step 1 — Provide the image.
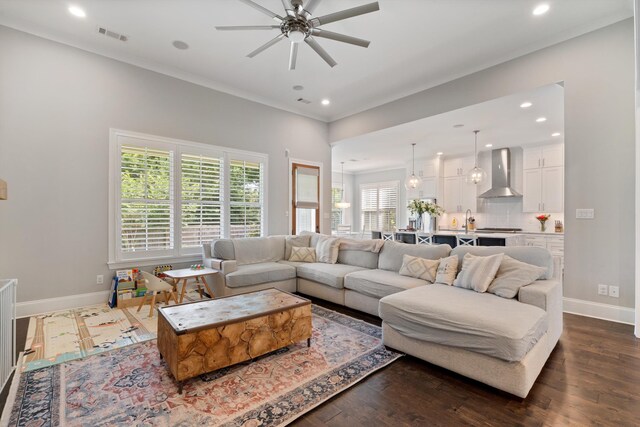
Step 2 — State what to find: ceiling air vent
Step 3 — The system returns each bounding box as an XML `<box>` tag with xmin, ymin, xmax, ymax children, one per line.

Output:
<box><xmin>296</xmin><ymin>98</ymin><xmax>311</xmax><ymax>104</ymax></box>
<box><xmin>98</xmin><ymin>27</ymin><xmax>128</xmax><ymax>42</ymax></box>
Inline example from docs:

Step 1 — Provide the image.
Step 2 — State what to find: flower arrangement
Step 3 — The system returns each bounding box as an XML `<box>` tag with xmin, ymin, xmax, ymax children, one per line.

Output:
<box><xmin>536</xmin><ymin>214</ymin><xmax>551</xmax><ymax>232</ymax></box>
<box><xmin>408</xmin><ymin>199</ymin><xmax>444</xmax><ymax>217</ymax></box>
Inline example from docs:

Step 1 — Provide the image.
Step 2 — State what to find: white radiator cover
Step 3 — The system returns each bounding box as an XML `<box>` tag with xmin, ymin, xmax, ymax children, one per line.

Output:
<box><xmin>0</xmin><ymin>279</ymin><xmax>17</xmax><ymax>392</ymax></box>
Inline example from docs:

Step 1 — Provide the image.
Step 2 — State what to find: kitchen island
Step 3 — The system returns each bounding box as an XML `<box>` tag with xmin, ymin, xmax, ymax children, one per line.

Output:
<box><xmin>394</xmin><ymin>230</ymin><xmax>526</xmax><ymax>247</ymax></box>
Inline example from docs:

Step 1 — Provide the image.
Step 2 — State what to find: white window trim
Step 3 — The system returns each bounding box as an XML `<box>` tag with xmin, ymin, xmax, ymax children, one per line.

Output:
<box><xmin>108</xmin><ymin>128</ymin><xmax>268</xmax><ymax>268</ymax></box>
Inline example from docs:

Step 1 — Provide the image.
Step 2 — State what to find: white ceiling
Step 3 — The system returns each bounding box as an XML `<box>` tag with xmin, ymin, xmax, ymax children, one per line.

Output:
<box><xmin>332</xmin><ymin>83</ymin><xmax>564</xmax><ymax>172</ymax></box>
<box><xmin>0</xmin><ymin>0</ymin><xmax>631</xmax><ymax>121</ymax></box>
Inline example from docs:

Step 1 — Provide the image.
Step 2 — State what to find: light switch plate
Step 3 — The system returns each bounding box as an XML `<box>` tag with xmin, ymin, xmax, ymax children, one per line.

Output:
<box><xmin>576</xmin><ymin>208</ymin><xmax>595</xmax><ymax>219</ymax></box>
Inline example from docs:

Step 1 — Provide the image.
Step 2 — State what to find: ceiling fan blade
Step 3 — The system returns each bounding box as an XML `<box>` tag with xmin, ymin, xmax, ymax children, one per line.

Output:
<box><xmin>289</xmin><ymin>42</ymin><xmax>298</xmax><ymax>70</ymax></box>
<box><xmin>247</xmin><ymin>33</ymin><xmax>286</xmax><ymax>58</ymax></box>
<box><xmin>281</xmin><ymin>0</ymin><xmax>296</xmax><ymax>17</ymax></box>
<box><xmin>310</xmin><ymin>2</ymin><xmax>379</xmax><ymax>26</ymax></box>
<box><xmin>305</xmin><ymin>37</ymin><xmax>337</xmax><ymax>67</ymax></box>
<box><xmin>215</xmin><ymin>25</ymin><xmax>281</xmax><ymax>31</ymax></box>
<box><xmin>237</xmin><ymin>0</ymin><xmax>283</xmax><ymax>21</ymax></box>
<box><xmin>310</xmin><ymin>28</ymin><xmax>370</xmax><ymax>47</ymax></box>
<box><xmin>302</xmin><ymin>0</ymin><xmax>322</xmax><ymax>16</ymax></box>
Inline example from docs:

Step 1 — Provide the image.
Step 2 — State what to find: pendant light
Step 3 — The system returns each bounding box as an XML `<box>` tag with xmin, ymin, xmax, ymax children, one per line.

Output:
<box><xmin>404</xmin><ymin>143</ymin><xmax>422</xmax><ymax>190</ymax></box>
<box><xmin>466</xmin><ymin>130</ymin><xmax>487</xmax><ymax>185</ymax></box>
<box><xmin>335</xmin><ymin>162</ymin><xmax>351</xmax><ymax>209</ymax></box>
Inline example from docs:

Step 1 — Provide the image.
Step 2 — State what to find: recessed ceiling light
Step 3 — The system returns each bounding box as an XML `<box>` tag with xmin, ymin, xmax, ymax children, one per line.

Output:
<box><xmin>292</xmin><ymin>85</ymin><xmax>304</xmax><ymax>91</ymax></box>
<box><xmin>533</xmin><ymin>4</ymin><xmax>550</xmax><ymax>16</ymax></box>
<box><xmin>321</xmin><ymin>99</ymin><xmax>330</xmax><ymax>106</ymax></box>
<box><xmin>68</xmin><ymin>5</ymin><xmax>86</xmax><ymax>18</ymax></box>
<box><xmin>536</xmin><ymin>117</ymin><xmax>547</xmax><ymax>123</ymax></box>
<box><xmin>172</xmin><ymin>40</ymin><xmax>189</xmax><ymax>50</ymax></box>
<box><xmin>520</xmin><ymin>102</ymin><xmax>532</xmax><ymax>108</ymax></box>
<box><xmin>485</xmin><ymin>144</ymin><xmax>493</xmax><ymax>148</ymax></box>
<box><xmin>453</xmin><ymin>124</ymin><xmax>464</xmax><ymax>128</ymax></box>
<box><xmin>552</xmin><ymin>132</ymin><xmax>561</xmax><ymax>137</ymax></box>
<box><xmin>436</xmin><ymin>152</ymin><xmax>443</xmax><ymax>156</ymax></box>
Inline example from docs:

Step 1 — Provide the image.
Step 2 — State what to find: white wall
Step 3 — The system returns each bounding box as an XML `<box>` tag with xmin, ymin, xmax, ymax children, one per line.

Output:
<box><xmin>0</xmin><ymin>26</ymin><xmax>330</xmax><ymax>303</ymax></box>
<box><xmin>352</xmin><ymin>168</ymin><xmax>408</xmax><ymax>233</ymax></box>
<box><xmin>331</xmin><ymin>20</ymin><xmax>636</xmax><ymax>309</ymax></box>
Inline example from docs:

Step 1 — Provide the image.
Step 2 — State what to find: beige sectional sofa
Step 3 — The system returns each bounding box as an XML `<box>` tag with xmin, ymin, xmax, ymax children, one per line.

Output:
<box><xmin>202</xmin><ymin>232</ymin><xmax>562</xmax><ymax>398</ymax></box>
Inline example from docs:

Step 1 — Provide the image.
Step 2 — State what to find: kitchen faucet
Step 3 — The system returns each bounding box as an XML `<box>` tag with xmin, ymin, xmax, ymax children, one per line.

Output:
<box><xmin>465</xmin><ymin>209</ymin><xmax>472</xmax><ymax>234</ymax></box>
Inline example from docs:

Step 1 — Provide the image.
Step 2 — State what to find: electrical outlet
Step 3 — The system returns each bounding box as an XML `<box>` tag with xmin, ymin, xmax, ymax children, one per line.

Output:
<box><xmin>597</xmin><ymin>284</ymin><xmax>608</xmax><ymax>296</ymax></box>
<box><xmin>96</xmin><ymin>275</ymin><xmax>104</xmax><ymax>285</ymax></box>
<box><xmin>608</xmin><ymin>285</ymin><xmax>619</xmax><ymax>298</ymax></box>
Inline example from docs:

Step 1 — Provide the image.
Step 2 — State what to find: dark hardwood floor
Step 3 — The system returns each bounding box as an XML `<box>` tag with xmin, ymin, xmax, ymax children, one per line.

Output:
<box><xmin>2</xmin><ymin>300</ymin><xmax>639</xmax><ymax>426</ymax></box>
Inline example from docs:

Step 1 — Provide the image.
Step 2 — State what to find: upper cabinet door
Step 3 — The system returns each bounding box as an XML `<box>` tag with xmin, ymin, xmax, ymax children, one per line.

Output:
<box><xmin>421</xmin><ymin>177</ymin><xmax>437</xmax><ymax>199</ymax></box>
<box><xmin>523</xmin><ymin>147</ymin><xmax>542</xmax><ymax>170</ymax></box>
<box><xmin>461</xmin><ymin>156</ymin><xmax>476</xmax><ymax>175</ymax></box>
<box><xmin>542</xmin><ymin>145</ymin><xmax>564</xmax><ymax>168</ymax></box>
<box><xmin>443</xmin><ymin>176</ymin><xmax>461</xmax><ymax>213</ymax></box>
<box><xmin>443</xmin><ymin>158</ymin><xmax>461</xmax><ymax>177</ymax></box>
<box><xmin>422</xmin><ymin>159</ymin><xmax>437</xmax><ymax>178</ymax></box>
<box><xmin>522</xmin><ymin>168</ymin><xmax>542</xmax><ymax>212</ymax></box>
<box><xmin>461</xmin><ymin>179</ymin><xmax>478</xmax><ymax>212</ymax></box>
<box><xmin>542</xmin><ymin>166</ymin><xmax>564</xmax><ymax>212</ymax></box>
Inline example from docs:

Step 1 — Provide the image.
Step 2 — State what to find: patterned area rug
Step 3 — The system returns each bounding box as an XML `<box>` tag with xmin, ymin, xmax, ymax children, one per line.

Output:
<box><xmin>20</xmin><ymin>290</ymin><xmax>205</xmax><ymax>372</ymax></box>
<box><xmin>3</xmin><ymin>305</ymin><xmax>402</xmax><ymax>426</ymax></box>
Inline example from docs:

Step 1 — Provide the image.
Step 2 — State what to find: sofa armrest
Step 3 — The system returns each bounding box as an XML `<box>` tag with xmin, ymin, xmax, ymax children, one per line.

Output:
<box><xmin>519</xmin><ymin>279</ymin><xmax>563</xmax><ymax>347</ymax></box>
<box><xmin>203</xmin><ymin>258</ymin><xmax>238</xmax><ymax>276</ymax></box>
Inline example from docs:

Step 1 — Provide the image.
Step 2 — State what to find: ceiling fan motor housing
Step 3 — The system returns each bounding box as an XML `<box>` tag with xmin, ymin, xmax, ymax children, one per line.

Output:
<box><xmin>282</xmin><ymin>16</ymin><xmax>311</xmax><ymax>42</ymax></box>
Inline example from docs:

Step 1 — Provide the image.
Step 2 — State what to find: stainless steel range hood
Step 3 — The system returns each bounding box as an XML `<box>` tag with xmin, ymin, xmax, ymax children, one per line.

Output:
<box><xmin>478</xmin><ymin>148</ymin><xmax>522</xmax><ymax>198</ymax></box>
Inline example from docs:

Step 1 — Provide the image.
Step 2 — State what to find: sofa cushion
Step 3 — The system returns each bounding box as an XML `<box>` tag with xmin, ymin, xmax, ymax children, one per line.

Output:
<box><xmin>285</xmin><ymin>234</ymin><xmax>311</xmax><ymax>259</ymax></box>
<box><xmin>225</xmin><ymin>262</ymin><xmax>296</xmax><ymax>288</ymax></box>
<box><xmin>296</xmin><ymin>263</ymin><xmax>367</xmax><ymax>289</ymax></box>
<box><xmin>378</xmin><ymin>241</ymin><xmax>451</xmax><ymax>272</ymax></box>
<box><xmin>233</xmin><ymin>236</ymin><xmax>286</xmax><ymax>265</ymax></box>
<box><xmin>379</xmin><ymin>284</ymin><xmax>548</xmax><ymax>362</ymax></box>
<box><xmin>344</xmin><ymin>269</ymin><xmax>428</xmax><ymax>299</ymax></box>
<box><xmin>212</xmin><ymin>239</ymin><xmax>235</xmax><ymax>260</ymax></box>
<box><xmin>488</xmin><ymin>255</ymin><xmax>548</xmax><ymax>299</ymax></box>
<box><xmin>452</xmin><ymin>246</ymin><xmax>554</xmax><ymax>280</ymax></box>
<box><xmin>337</xmin><ymin>239</ymin><xmax>381</xmax><ymax>269</ymax></box>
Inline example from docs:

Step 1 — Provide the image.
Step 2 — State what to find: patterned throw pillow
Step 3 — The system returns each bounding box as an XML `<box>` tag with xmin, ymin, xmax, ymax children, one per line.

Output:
<box><xmin>454</xmin><ymin>253</ymin><xmax>504</xmax><ymax>293</ymax></box>
<box><xmin>315</xmin><ymin>235</ymin><xmax>341</xmax><ymax>264</ymax></box>
<box><xmin>435</xmin><ymin>255</ymin><xmax>459</xmax><ymax>286</ymax></box>
<box><xmin>487</xmin><ymin>255</ymin><xmax>547</xmax><ymax>298</ymax></box>
<box><xmin>289</xmin><ymin>246</ymin><xmax>316</xmax><ymax>263</ymax></box>
<box><xmin>398</xmin><ymin>254</ymin><xmax>439</xmax><ymax>282</ymax></box>
<box><xmin>285</xmin><ymin>234</ymin><xmax>311</xmax><ymax>259</ymax></box>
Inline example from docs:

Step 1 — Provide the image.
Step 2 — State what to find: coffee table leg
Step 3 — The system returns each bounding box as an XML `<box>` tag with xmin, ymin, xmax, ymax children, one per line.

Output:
<box><xmin>199</xmin><ymin>275</ymin><xmax>214</xmax><ymax>299</ymax></box>
<box><xmin>178</xmin><ymin>381</ymin><xmax>183</xmax><ymax>395</ymax></box>
<box><xmin>307</xmin><ymin>338</ymin><xmax>311</xmax><ymax>347</ymax></box>
<box><xmin>179</xmin><ymin>279</ymin><xmax>188</xmax><ymax>303</ymax></box>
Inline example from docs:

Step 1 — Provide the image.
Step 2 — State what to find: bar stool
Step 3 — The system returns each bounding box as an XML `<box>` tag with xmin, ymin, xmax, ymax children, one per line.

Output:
<box><xmin>382</xmin><ymin>232</ymin><xmax>394</xmax><ymax>241</ymax></box>
<box><xmin>456</xmin><ymin>234</ymin><xmax>478</xmax><ymax>247</ymax></box>
<box><xmin>417</xmin><ymin>233</ymin><xmax>434</xmax><ymax>245</ymax></box>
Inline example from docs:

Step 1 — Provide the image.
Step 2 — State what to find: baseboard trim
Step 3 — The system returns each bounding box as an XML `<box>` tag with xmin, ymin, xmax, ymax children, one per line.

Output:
<box><xmin>16</xmin><ymin>291</ymin><xmax>110</xmax><ymax>318</ymax></box>
<box><xmin>563</xmin><ymin>297</ymin><xmax>635</xmax><ymax>325</ymax></box>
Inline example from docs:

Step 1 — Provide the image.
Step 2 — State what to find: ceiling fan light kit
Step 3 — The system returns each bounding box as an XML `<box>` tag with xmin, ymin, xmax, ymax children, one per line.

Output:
<box><xmin>216</xmin><ymin>0</ymin><xmax>380</xmax><ymax>70</ymax></box>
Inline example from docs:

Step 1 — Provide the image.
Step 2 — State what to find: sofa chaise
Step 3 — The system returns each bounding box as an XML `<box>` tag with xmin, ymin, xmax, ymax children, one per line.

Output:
<box><xmin>202</xmin><ymin>232</ymin><xmax>562</xmax><ymax>398</ymax></box>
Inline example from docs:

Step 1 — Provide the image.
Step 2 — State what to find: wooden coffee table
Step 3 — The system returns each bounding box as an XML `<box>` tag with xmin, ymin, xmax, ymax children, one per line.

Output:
<box><xmin>157</xmin><ymin>288</ymin><xmax>312</xmax><ymax>393</ymax></box>
<box><xmin>163</xmin><ymin>267</ymin><xmax>217</xmax><ymax>303</ymax></box>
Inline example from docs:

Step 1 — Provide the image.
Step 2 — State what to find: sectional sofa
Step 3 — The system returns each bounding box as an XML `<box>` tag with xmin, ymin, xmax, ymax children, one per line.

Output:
<box><xmin>202</xmin><ymin>232</ymin><xmax>562</xmax><ymax>398</ymax></box>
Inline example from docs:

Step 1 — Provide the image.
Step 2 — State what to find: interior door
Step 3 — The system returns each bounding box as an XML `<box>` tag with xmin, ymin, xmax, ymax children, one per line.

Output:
<box><xmin>291</xmin><ymin>162</ymin><xmax>320</xmax><ymax>235</ymax></box>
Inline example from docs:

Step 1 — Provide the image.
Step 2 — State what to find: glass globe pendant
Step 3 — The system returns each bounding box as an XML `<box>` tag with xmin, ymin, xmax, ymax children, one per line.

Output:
<box><xmin>404</xmin><ymin>143</ymin><xmax>422</xmax><ymax>190</ymax></box>
<box><xmin>335</xmin><ymin>162</ymin><xmax>351</xmax><ymax>209</ymax></box>
<box><xmin>466</xmin><ymin>130</ymin><xmax>487</xmax><ymax>185</ymax></box>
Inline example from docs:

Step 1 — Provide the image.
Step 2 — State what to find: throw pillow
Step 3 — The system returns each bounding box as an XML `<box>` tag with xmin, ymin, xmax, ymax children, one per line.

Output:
<box><xmin>316</xmin><ymin>235</ymin><xmax>341</xmax><ymax>264</ymax></box>
<box><xmin>398</xmin><ymin>254</ymin><xmax>439</xmax><ymax>282</ymax></box>
<box><xmin>289</xmin><ymin>246</ymin><xmax>316</xmax><ymax>263</ymax></box>
<box><xmin>487</xmin><ymin>255</ymin><xmax>547</xmax><ymax>298</ymax></box>
<box><xmin>454</xmin><ymin>253</ymin><xmax>504</xmax><ymax>293</ymax></box>
<box><xmin>435</xmin><ymin>255</ymin><xmax>458</xmax><ymax>286</ymax></box>
<box><xmin>285</xmin><ymin>234</ymin><xmax>311</xmax><ymax>259</ymax></box>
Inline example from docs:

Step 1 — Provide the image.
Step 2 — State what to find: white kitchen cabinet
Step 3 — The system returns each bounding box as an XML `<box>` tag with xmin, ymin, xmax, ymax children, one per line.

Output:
<box><xmin>525</xmin><ymin>234</ymin><xmax>564</xmax><ymax>282</ymax></box>
<box><xmin>443</xmin><ymin>175</ymin><xmax>477</xmax><ymax>213</ymax></box>
<box><xmin>443</xmin><ymin>156</ymin><xmax>474</xmax><ymax>178</ymax></box>
<box><xmin>523</xmin><ymin>144</ymin><xmax>564</xmax><ymax>170</ymax></box>
<box><xmin>421</xmin><ymin>177</ymin><xmax>437</xmax><ymax>198</ymax></box>
<box><xmin>522</xmin><ymin>144</ymin><xmax>564</xmax><ymax>213</ymax></box>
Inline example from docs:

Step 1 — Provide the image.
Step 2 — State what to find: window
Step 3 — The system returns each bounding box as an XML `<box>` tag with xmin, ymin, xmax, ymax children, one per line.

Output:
<box><xmin>360</xmin><ymin>182</ymin><xmax>398</xmax><ymax>232</ymax></box>
<box><xmin>110</xmin><ymin>130</ymin><xmax>268</xmax><ymax>266</ymax></box>
<box><xmin>331</xmin><ymin>185</ymin><xmax>343</xmax><ymax>232</ymax></box>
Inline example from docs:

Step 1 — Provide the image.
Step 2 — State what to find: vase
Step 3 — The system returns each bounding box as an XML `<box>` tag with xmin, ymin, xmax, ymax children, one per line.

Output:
<box><xmin>429</xmin><ymin>216</ymin><xmax>437</xmax><ymax>234</ymax></box>
<box><xmin>539</xmin><ymin>221</ymin><xmax>546</xmax><ymax>232</ymax></box>
<box><xmin>415</xmin><ymin>215</ymin><xmax>423</xmax><ymax>231</ymax></box>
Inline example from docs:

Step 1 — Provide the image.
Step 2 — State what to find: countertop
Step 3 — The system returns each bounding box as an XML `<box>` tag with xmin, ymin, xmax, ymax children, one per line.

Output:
<box><xmin>437</xmin><ymin>228</ymin><xmax>564</xmax><ymax>236</ymax></box>
<box><xmin>396</xmin><ymin>230</ymin><xmax>525</xmax><ymax>239</ymax></box>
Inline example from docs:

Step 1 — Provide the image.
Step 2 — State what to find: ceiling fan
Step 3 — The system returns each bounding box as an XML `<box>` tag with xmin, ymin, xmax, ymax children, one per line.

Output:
<box><xmin>215</xmin><ymin>0</ymin><xmax>380</xmax><ymax>70</ymax></box>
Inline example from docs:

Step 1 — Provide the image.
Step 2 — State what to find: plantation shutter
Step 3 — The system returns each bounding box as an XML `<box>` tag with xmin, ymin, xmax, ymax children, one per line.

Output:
<box><xmin>360</xmin><ymin>182</ymin><xmax>398</xmax><ymax>232</ymax></box>
<box><xmin>120</xmin><ymin>145</ymin><xmax>174</xmax><ymax>254</ymax></box>
<box><xmin>360</xmin><ymin>184</ymin><xmax>378</xmax><ymax>232</ymax></box>
<box><xmin>229</xmin><ymin>158</ymin><xmax>264</xmax><ymax>238</ymax></box>
<box><xmin>181</xmin><ymin>153</ymin><xmax>223</xmax><ymax>248</ymax></box>
<box><xmin>295</xmin><ymin>167</ymin><xmax>319</xmax><ymax>209</ymax></box>
<box><xmin>331</xmin><ymin>186</ymin><xmax>343</xmax><ymax>231</ymax></box>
